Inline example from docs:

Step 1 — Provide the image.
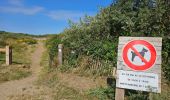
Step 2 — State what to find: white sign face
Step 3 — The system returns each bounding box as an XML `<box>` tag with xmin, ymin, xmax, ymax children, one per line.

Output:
<box><xmin>117</xmin><ymin>70</ymin><xmax>159</xmax><ymax>93</ymax></box>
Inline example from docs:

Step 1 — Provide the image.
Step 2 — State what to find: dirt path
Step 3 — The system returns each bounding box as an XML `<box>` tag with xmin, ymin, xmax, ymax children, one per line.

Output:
<box><xmin>0</xmin><ymin>41</ymin><xmax>45</xmax><ymax>100</ymax></box>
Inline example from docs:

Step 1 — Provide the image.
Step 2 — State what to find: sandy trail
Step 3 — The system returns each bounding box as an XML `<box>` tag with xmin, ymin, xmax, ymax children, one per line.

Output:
<box><xmin>0</xmin><ymin>41</ymin><xmax>45</xmax><ymax>100</ymax></box>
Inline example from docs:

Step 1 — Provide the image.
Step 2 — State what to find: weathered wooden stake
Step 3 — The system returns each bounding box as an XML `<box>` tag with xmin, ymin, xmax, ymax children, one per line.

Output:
<box><xmin>58</xmin><ymin>44</ymin><xmax>63</xmax><ymax>66</ymax></box>
<box><xmin>113</xmin><ymin>67</ymin><xmax>125</xmax><ymax>100</ymax></box>
<box><xmin>115</xmin><ymin>88</ymin><xmax>125</xmax><ymax>100</ymax></box>
<box><xmin>149</xmin><ymin>93</ymin><xmax>153</xmax><ymax>100</ymax></box>
<box><xmin>6</xmin><ymin>46</ymin><xmax>12</xmax><ymax>65</ymax></box>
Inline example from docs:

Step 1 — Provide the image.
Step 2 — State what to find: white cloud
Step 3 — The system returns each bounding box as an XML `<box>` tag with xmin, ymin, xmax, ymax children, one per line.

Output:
<box><xmin>0</xmin><ymin>6</ymin><xmax>44</xmax><ymax>15</ymax></box>
<box><xmin>47</xmin><ymin>10</ymin><xmax>94</xmax><ymax>21</ymax></box>
<box><xmin>8</xmin><ymin>0</ymin><xmax>24</xmax><ymax>6</ymax></box>
<box><xmin>0</xmin><ymin>0</ymin><xmax>44</xmax><ymax>15</ymax></box>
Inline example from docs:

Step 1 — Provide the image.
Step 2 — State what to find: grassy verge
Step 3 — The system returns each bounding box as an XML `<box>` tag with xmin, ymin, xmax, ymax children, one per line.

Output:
<box><xmin>0</xmin><ymin>64</ymin><xmax>31</xmax><ymax>83</ymax></box>
<box><xmin>36</xmin><ymin>48</ymin><xmax>96</xmax><ymax>100</ymax></box>
<box><xmin>38</xmin><ymin>69</ymin><xmax>96</xmax><ymax>100</ymax></box>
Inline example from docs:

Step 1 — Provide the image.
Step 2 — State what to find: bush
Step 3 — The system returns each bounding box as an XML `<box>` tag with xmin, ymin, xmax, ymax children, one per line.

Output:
<box><xmin>47</xmin><ymin>0</ymin><xmax>170</xmax><ymax>80</ymax></box>
<box><xmin>88</xmin><ymin>86</ymin><xmax>115</xmax><ymax>100</ymax></box>
<box><xmin>127</xmin><ymin>91</ymin><xmax>149</xmax><ymax>100</ymax></box>
<box><xmin>24</xmin><ymin>38</ymin><xmax>37</xmax><ymax>45</ymax></box>
<box><xmin>162</xmin><ymin>37</ymin><xmax>170</xmax><ymax>81</ymax></box>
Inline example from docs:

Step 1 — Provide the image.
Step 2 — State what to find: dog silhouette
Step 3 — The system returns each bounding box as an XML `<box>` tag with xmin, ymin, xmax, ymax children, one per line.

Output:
<box><xmin>131</xmin><ymin>48</ymin><xmax>148</xmax><ymax>62</ymax></box>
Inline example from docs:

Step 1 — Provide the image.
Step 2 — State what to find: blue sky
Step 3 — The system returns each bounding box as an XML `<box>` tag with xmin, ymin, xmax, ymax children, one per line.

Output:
<box><xmin>0</xmin><ymin>0</ymin><xmax>113</xmax><ymax>35</ymax></box>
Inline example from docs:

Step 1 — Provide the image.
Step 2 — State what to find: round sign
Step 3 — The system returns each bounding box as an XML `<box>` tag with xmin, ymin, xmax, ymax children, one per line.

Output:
<box><xmin>122</xmin><ymin>40</ymin><xmax>156</xmax><ymax>71</ymax></box>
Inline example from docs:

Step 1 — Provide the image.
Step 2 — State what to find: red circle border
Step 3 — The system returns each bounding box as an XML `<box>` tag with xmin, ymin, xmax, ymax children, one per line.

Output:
<box><xmin>122</xmin><ymin>40</ymin><xmax>156</xmax><ymax>71</ymax></box>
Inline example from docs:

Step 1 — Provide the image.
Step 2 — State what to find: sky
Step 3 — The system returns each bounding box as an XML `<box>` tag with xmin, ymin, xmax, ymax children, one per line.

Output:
<box><xmin>0</xmin><ymin>0</ymin><xmax>113</xmax><ymax>35</ymax></box>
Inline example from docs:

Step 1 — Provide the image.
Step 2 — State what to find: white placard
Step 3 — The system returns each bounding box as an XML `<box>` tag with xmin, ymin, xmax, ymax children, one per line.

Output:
<box><xmin>58</xmin><ymin>49</ymin><xmax>62</xmax><ymax>52</ymax></box>
<box><xmin>116</xmin><ymin>70</ymin><xmax>159</xmax><ymax>93</ymax></box>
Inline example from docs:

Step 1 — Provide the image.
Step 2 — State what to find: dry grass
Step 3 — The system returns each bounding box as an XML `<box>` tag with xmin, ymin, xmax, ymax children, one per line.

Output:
<box><xmin>35</xmin><ymin>49</ymin><xmax>97</xmax><ymax>100</ymax></box>
<box><xmin>0</xmin><ymin>64</ymin><xmax>31</xmax><ymax>83</ymax></box>
<box><xmin>0</xmin><ymin>42</ymin><xmax>36</xmax><ymax>83</ymax></box>
<box><xmin>71</xmin><ymin>56</ymin><xmax>112</xmax><ymax>78</ymax></box>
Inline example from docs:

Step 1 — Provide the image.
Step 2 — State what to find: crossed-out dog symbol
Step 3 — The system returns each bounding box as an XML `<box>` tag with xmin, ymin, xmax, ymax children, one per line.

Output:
<box><xmin>131</xmin><ymin>48</ymin><xmax>148</xmax><ymax>62</ymax></box>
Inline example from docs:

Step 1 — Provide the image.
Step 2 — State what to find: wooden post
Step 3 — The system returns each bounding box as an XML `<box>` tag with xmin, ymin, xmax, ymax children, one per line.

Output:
<box><xmin>113</xmin><ymin>67</ymin><xmax>125</xmax><ymax>100</ymax></box>
<box><xmin>6</xmin><ymin>46</ymin><xmax>12</xmax><ymax>65</ymax></box>
<box><xmin>115</xmin><ymin>88</ymin><xmax>125</xmax><ymax>100</ymax></box>
<box><xmin>58</xmin><ymin>44</ymin><xmax>63</xmax><ymax>66</ymax></box>
<box><xmin>149</xmin><ymin>93</ymin><xmax>153</xmax><ymax>100</ymax></box>
<box><xmin>113</xmin><ymin>67</ymin><xmax>116</xmax><ymax>78</ymax></box>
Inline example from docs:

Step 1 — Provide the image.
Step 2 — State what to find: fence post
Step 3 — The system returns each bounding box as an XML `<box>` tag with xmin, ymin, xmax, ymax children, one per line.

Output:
<box><xmin>58</xmin><ymin>44</ymin><xmax>63</xmax><ymax>66</ymax></box>
<box><xmin>6</xmin><ymin>46</ymin><xmax>12</xmax><ymax>65</ymax></box>
<box><xmin>114</xmin><ymin>67</ymin><xmax>125</xmax><ymax>100</ymax></box>
<box><xmin>115</xmin><ymin>88</ymin><xmax>125</xmax><ymax>100</ymax></box>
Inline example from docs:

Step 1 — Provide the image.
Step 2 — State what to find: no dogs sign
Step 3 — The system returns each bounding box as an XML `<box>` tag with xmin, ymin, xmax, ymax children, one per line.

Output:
<box><xmin>122</xmin><ymin>40</ymin><xmax>156</xmax><ymax>71</ymax></box>
<box><xmin>116</xmin><ymin>37</ymin><xmax>162</xmax><ymax>93</ymax></box>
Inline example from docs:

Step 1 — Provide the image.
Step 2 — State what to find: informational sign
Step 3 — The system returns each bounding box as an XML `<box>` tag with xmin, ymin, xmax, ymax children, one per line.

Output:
<box><xmin>117</xmin><ymin>70</ymin><xmax>159</xmax><ymax>92</ymax></box>
<box><xmin>116</xmin><ymin>37</ymin><xmax>162</xmax><ymax>93</ymax></box>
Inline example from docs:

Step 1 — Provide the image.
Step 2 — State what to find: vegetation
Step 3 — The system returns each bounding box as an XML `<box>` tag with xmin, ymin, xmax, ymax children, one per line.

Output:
<box><xmin>37</xmin><ymin>48</ymin><xmax>96</xmax><ymax>100</ymax></box>
<box><xmin>46</xmin><ymin>0</ymin><xmax>170</xmax><ymax>99</ymax></box>
<box><xmin>0</xmin><ymin>65</ymin><xmax>31</xmax><ymax>83</ymax></box>
<box><xmin>0</xmin><ymin>31</ymin><xmax>37</xmax><ymax>82</ymax></box>
<box><xmin>47</xmin><ymin>0</ymin><xmax>169</xmax><ymax>78</ymax></box>
<box><xmin>88</xmin><ymin>83</ymin><xmax>115</xmax><ymax>100</ymax></box>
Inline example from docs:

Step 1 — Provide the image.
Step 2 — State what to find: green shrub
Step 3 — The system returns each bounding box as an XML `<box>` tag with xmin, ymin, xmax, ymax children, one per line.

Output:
<box><xmin>127</xmin><ymin>91</ymin><xmax>149</xmax><ymax>100</ymax></box>
<box><xmin>88</xmin><ymin>86</ymin><xmax>115</xmax><ymax>100</ymax></box>
<box><xmin>162</xmin><ymin>37</ymin><xmax>170</xmax><ymax>81</ymax></box>
<box><xmin>150</xmin><ymin>92</ymin><xmax>170</xmax><ymax>100</ymax></box>
<box><xmin>24</xmin><ymin>38</ymin><xmax>37</xmax><ymax>45</ymax></box>
<box><xmin>46</xmin><ymin>0</ymin><xmax>170</xmax><ymax>81</ymax></box>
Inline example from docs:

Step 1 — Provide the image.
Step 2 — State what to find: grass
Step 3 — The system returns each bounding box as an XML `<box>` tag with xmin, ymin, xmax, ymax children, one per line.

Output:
<box><xmin>150</xmin><ymin>91</ymin><xmax>170</xmax><ymax>100</ymax></box>
<box><xmin>37</xmin><ymin>69</ymin><xmax>96</xmax><ymax>100</ymax></box>
<box><xmin>13</xmin><ymin>43</ymin><xmax>36</xmax><ymax>64</ymax></box>
<box><xmin>0</xmin><ymin>47</ymin><xmax>32</xmax><ymax>83</ymax></box>
<box><xmin>0</xmin><ymin>40</ymin><xmax>37</xmax><ymax>83</ymax></box>
<box><xmin>52</xmin><ymin>84</ymin><xmax>95</xmax><ymax>100</ymax></box>
<box><xmin>35</xmin><ymin>48</ymin><xmax>96</xmax><ymax>100</ymax></box>
<box><xmin>0</xmin><ymin>53</ymin><xmax>5</xmax><ymax>64</ymax></box>
<box><xmin>0</xmin><ymin>65</ymin><xmax>31</xmax><ymax>83</ymax></box>
<box><xmin>88</xmin><ymin>86</ymin><xmax>115</xmax><ymax>100</ymax></box>
<box><xmin>8</xmin><ymin>95</ymin><xmax>42</xmax><ymax>100</ymax></box>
